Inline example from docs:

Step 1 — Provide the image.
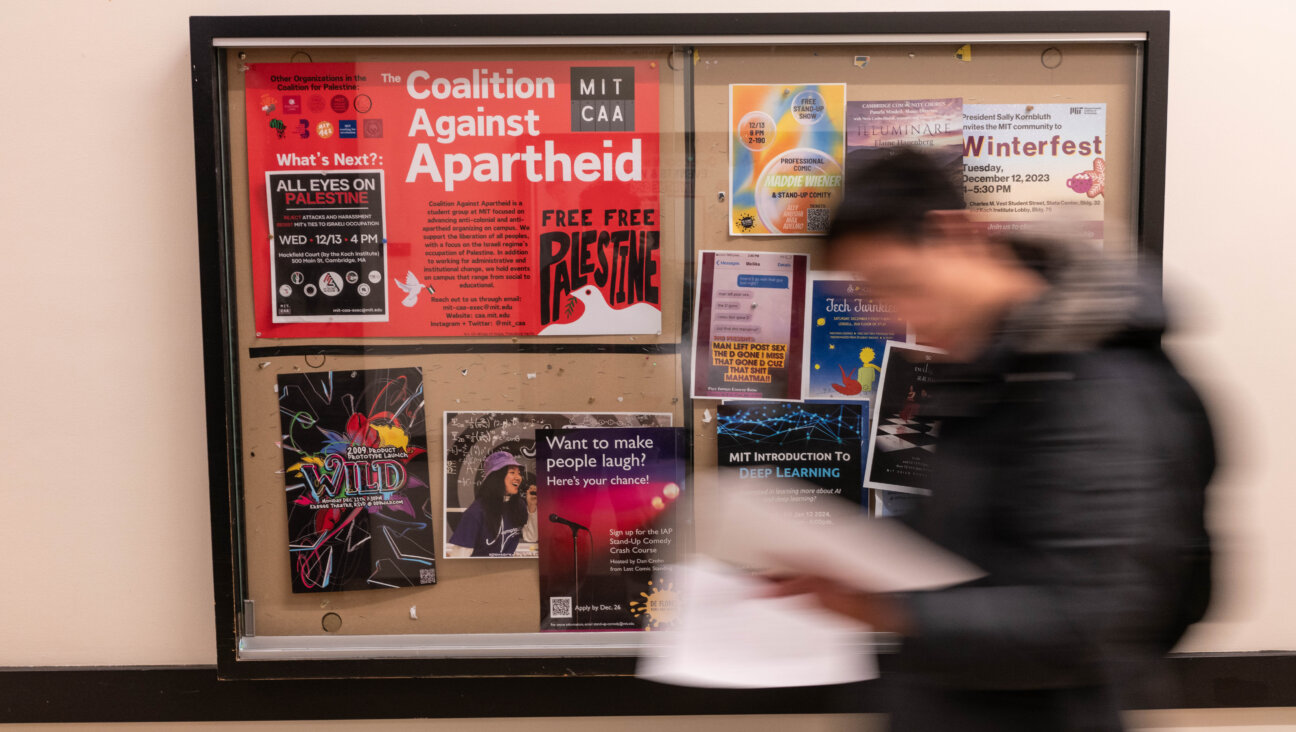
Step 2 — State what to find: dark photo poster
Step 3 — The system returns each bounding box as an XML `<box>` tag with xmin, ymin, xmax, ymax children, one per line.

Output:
<box><xmin>863</xmin><ymin>342</ymin><xmax>944</xmax><ymax>495</ymax></box>
<box><xmin>537</xmin><ymin>427</ymin><xmax>687</xmax><ymax>631</ymax></box>
<box><xmin>717</xmin><ymin>402</ymin><xmax>865</xmax><ymax>524</ymax></box>
<box><xmin>277</xmin><ymin>367</ymin><xmax>436</xmax><ymax>593</ymax></box>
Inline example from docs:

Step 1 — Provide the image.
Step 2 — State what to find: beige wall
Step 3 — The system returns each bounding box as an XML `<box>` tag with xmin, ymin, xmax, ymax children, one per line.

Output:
<box><xmin>0</xmin><ymin>0</ymin><xmax>1292</xmax><ymax>721</ymax></box>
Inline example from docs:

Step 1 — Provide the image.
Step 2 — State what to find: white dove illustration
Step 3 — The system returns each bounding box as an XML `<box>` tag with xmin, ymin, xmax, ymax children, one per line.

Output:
<box><xmin>538</xmin><ymin>285</ymin><xmax>660</xmax><ymax>336</ymax></box>
<box><xmin>393</xmin><ymin>271</ymin><xmax>431</xmax><ymax>307</ymax></box>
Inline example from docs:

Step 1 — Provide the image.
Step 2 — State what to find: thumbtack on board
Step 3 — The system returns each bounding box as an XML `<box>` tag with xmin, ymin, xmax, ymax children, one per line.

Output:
<box><xmin>955</xmin><ymin>44</ymin><xmax>972</xmax><ymax>62</ymax></box>
<box><xmin>853</xmin><ymin>56</ymin><xmax>870</xmax><ymax>68</ymax></box>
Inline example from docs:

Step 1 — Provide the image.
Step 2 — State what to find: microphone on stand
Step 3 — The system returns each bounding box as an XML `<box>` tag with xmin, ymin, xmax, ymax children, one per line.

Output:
<box><xmin>549</xmin><ymin>514</ymin><xmax>589</xmax><ymax>532</ymax></box>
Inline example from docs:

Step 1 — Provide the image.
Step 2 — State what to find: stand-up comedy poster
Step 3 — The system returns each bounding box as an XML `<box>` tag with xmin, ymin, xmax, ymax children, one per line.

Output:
<box><xmin>244</xmin><ymin>61</ymin><xmax>662</xmax><ymax>337</ymax></box>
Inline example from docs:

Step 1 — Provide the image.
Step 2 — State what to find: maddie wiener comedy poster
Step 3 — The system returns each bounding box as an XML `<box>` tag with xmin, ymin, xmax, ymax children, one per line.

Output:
<box><xmin>244</xmin><ymin>61</ymin><xmax>662</xmax><ymax>337</ymax></box>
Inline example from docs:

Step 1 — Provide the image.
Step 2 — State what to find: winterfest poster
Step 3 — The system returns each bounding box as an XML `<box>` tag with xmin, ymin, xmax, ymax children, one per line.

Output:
<box><xmin>244</xmin><ymin>61</ymin><xmax>662</xmax><ymax>337</ymax></box>
<box><xmin>730</xmin><ymin>84</ymin><xmax>845</xmax><ymax>236</ymax></box>
<box><xmin>863</xmin><ymin>343</ymin><xmax>945</xmax><ymax>495</ymax></box>
<box><xmin>277</xmin><ymin>368</ymin><xmax>436</xmax><ymax>593</ymax></box>
<box><xmin>692</xmin><ymin>251</ymin><xmax>807</xmax><ymax>400</ymax></box>
<box><xmin>845</xmin><ymin>97</ymin><xmax>963</xmax><ymax>177</ymax></box>
<box><xmin>717</xmin><ymin>402</ymin><xmax>866</xmax><ymax>526</ymax></box>
<box><xmin>962</xmin><ymin>103</ymin><xmax>1107</xmax><ymax>245</ymax></box>
<box><xmin>802</xmin><ymin>276</ymin><xmax>906</xmax><ymax>401</ymax></box>
<box><xmin>537</xmin><ymin>427</ymin><xmax>687</xmax><ymax>631</ymax></box>
<box><xmin>443</xmin><ymin>411</ymin><xmax>671</xmax><ymax>558</ymax></box>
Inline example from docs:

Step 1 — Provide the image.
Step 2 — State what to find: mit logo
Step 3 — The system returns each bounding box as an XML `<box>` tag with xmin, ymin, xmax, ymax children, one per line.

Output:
<box><xmin>570</xmin><ymin>67</ymin><xmax>635</xmax><ymax>131</ymax></box>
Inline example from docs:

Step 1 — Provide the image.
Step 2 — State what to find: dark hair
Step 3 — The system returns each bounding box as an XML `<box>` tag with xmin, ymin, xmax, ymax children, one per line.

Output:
<box><xmin>477</xmin><ymin>466</ymin><xmax>527</xmax><ymax>541</ymax></box>
<box><xmin>827</xmin><ymin>146</ymin><xmax>965</xmax><ymax>244</ymax></box>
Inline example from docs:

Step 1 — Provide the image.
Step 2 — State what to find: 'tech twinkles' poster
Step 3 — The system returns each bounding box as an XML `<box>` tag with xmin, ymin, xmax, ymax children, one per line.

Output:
<box><xmin>692</xmin><ymin>251</ymin><xmax>807</xmax><ymax>400</ymax></box>
<box><xmin>729</xmin><ymin>84</ymin><xmax>845</xmax><ymax>236</ymax></box>
<box><xmin>537</xmin><ymin>426</ymin><xmax>687</xmax><ymax>631</ymax></box>
<box><xmin>442</xmin><ymin>411</ymin><xmax>672</xmax><ymax>558</ymax></box>
<box><xmin>962</xmin><ymin>103</ymin><xmax>1107</xmax><ymax>245</ymax></box>
<box><xmin>717</xmin><ymin>402</ymin><xmax>866</xmax><ymax>525</ymax></box>
<box><xmin>244</xmin><ymin>61</ymin><xmax>661</xmax><ymax>337</ymax></box>
<box><xmin>277</xmin><ymin>367</ymin><xmax>436</xmax><ymax>593</ymax></box>
<box><xmin>802</xmin><ymin>276</ymin><xmax>906</xmax><ymax>402</ymax></box>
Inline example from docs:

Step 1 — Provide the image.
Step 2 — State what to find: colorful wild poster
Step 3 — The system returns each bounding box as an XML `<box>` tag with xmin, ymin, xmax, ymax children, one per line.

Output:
<box><xmin>691</xmin><ymin>250</ymin><xmax>807</xmax><ymax>400</ymax></box>
<box><xmin>863</xmin><ymin>343</ymin><xmax>945</xmax><ymax>495</ymax></box>
<box><xmin>442</xmin><ymin>411</ymin><xmax>672</xmax><ymax>558</ymax></box>
<box><xmin>717</xmin><ymin>401</ymin><xmax>866</xmax><ymax>525</ymax></box>
<box><xmin>962</xmin><ymin>103</ymin><xmax>1107</xmax><ymax>245</ymax></box>
<box><xmin>802</xmin><ymin>276</ymin><xmax>906</xmax><ymax>402</ymax></box>
<box><xmin>537</xmin><ymin>426</ymin><xmax>687</xmax><ymax>631</ymax></box>
<box><xmin>244</xmin><ymin>61</ymin><xmax>661</xmax><ymax>336</ymax></box>
<box><xmin>276</xmin><ymin>367</ymin><xmax>435</xmax><ymax>593</ymax></box>
<box><xmin>729</xmin><ymin>83</ymin><xmax>845</xmax><ymax>236</ymax></box>
<box><xmin>844</xmin><ymin>97</ymin><xmax>963</xmax><ymax>178</ymax></box>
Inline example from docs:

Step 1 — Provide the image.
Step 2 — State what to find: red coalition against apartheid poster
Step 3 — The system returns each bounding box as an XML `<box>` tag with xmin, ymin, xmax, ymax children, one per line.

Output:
<box><xmin>244</xmin><ymin>61</ymin><xmax>662</xmax><ymax>338</ymax></box>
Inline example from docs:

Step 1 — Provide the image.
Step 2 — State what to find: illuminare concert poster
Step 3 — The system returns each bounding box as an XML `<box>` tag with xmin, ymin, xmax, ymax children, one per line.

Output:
<box><xmin>244</xmin><ymin>61</ymin><xmax>662</xmax><ymax>337</ymax></box>
<box><xmin>537</xmin><ymin>426</ymin><xmax>687</xmax><ymax>631</ymax></box>
<box><xmin>730</xmin><ymin>83</ymin><xmax>845</xmax><ymax>236</ymax></box>
<box><xmin>863</xmin><ymin>343</ymin><xmax>945</xmax><ymax>495</ymax></box>
<box><xmin>845</xmin><ymin>97</ymin><xmax>963</xmax><ymax>178</ymax></box>
<box><xmin>443</xmin><ymin>411</ymin><xmax>671</xmax><ymax>559</ymax></box>
<box><xmin>692</xmin><ymin>250</ymin><xmax>808</xmax><ymax>400</ymax></box>
<box><xmin>962</xmin><ymin>103</ymin><xmax>1107</xmax><ymax>245</ymax></box>
<box><xmin>717</xmin><ymin>402</ymin><xmax>866</xmax><ymax>525</ymax></box>
<box><xmin>277</xmin><ymin>367</ymin><xmax>435</xmax><ymax>593</ymax></box>
<box><xmin>802</xmin><ymin>276</ymin><xmax>906</xmax><ymax>402</ymax></box>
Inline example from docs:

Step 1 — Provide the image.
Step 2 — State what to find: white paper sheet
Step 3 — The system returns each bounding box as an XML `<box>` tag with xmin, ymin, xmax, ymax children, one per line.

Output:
<box><xmin>637</xmin><ymin>558</ymin><xmax>876</xmax><ymax>688</ymax></box>
<box><xmin>707</xmin><ymin>472</ymin><xmax>983</xmax><ymax>594</ymax></box>
<box><xmin>638</xmin><ymin>475</ymin><xmax>983</xmax><ymax>688</ymax></box>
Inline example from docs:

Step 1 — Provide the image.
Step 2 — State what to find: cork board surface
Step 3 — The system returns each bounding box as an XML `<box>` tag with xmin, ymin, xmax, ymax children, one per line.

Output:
<box><xmin>225</xmin><ymin>41</ymin><xmax>1141</xmax><ymax>639</ymax></box>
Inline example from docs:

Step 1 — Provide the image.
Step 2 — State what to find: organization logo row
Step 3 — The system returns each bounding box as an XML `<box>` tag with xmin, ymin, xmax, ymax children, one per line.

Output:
<box><xmin>260</xmin><ymin>92</ymin><xmax>382</xmax><ymax>140</ymax></box>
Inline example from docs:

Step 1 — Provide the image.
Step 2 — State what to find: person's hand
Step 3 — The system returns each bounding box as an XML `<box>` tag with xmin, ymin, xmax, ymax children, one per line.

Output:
<box><xmin>762</xmin><ymin>574</ymin><xmax>912</xmax><ymax>634</ymax></box>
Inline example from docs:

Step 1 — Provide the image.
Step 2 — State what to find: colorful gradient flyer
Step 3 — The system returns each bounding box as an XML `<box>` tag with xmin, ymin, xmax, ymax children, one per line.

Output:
<box><xmin>277</xmin><ymin>367</ymin><xmax>436</xmax><ymax>593</ymax></box>
<box><xmin>537</xmin><ymin>426</ymin><xmax>687</xmax><ymax>631</ymax></box>
<box><xmin>729</xmin><ymin>83</ymin><xmax>845</xmax><ymax>236</ymax></box>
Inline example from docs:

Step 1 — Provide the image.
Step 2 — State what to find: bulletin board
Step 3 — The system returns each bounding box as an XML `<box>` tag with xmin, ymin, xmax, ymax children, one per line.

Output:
<box><xmin>192</xmin><ymin>12</ymin><xmax>1170</xmax><ymax>689</ymax></box>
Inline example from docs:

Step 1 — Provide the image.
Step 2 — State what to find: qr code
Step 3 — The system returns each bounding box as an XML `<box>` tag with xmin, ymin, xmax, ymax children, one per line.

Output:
<box><xmin>419</xmin><ymin>568</ymin><xmax>437</xmax><ymax>585</ymax></box>
<box><xmin>550</xmin><ymin>596</ymin><xmax>573</xmax><ymax>619</ymax></box>
<box><xmin>807</xmin><ymin>206</ymin><xmax>830</xmax><ymax>232</ymax></box>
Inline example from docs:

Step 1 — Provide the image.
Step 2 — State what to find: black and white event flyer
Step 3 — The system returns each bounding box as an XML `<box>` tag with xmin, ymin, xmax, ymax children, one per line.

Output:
<box><xmin>267</xmin><ymin>169</ymin><xmax>388</xmax><ymax>323</ymax></box>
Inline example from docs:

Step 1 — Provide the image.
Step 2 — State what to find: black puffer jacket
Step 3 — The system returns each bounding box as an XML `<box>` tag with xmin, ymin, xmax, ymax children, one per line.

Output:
<box><xmin>887</xmin><ymin>242</ymin><xmax>1214</xmax><ymax>732</ymax></box>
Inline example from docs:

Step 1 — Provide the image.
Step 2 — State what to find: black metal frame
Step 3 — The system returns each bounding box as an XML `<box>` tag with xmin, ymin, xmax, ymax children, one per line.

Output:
<box><xmin>101</xmin><ymin>9</ymin><xmax>1287</xmax><ymax>723</ymax></box>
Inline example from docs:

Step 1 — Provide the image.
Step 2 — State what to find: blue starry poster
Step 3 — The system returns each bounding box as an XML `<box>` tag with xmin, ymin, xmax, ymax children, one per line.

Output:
<box><xmin>716</xmin><ymin>401</ymin><xmax>867</xmax><ymax>522</ymax></box>
<box><xmin>803</xmin><ymin>276</ymin><xmax>905</xmax><ymax>402</ymax></box>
